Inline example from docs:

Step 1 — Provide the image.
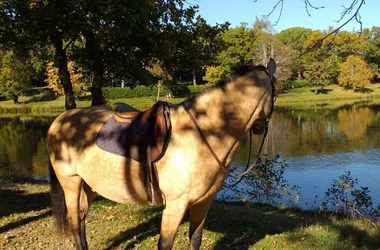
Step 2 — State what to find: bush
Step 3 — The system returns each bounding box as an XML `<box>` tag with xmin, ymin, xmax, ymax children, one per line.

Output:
<box><xmin>321</xmin><ymin>171</ymin><xmax>380</xmax><ymax>220</ymax></box>
<box><xmin>188</xmin><ymin>85</ymin><xmax>207</xmax><ymax>95</ymax></box>
<box><xmin>286</xmin><ymin>79</ymin><xmax>310</xmax><ymax>89</ymax></box>
<box><xmin>222</xmin><ymin>154</ymin><xmax>300</xmax><ymax>206</ymax></box>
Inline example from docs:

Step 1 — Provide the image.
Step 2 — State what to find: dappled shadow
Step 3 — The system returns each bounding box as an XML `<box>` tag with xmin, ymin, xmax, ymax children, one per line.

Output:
<box><xmin>0</xmin><ymin>182</ymin><xmax>50</xmax><ymax>218</ymax></box>
<box><xmin>205</xmin><ymin>202</ymin><xmax>316</xmax><ymax>249</ymax></box>
<box><xmin>104</xmin><ymin>205</ymin><xmax>162</xmax><ymax>250</ymax></box>
<box><xmin>354</xmin><ymin>87</ymin><xmax>373</xmax><ymax>93</ymax></box>
<box><xmin>309</xmin><ymin>88</ymin><xmax>333</xmax><ymax>95</ymax></box>
<box><xmin>202</xmin><ymin>201</ymin><xmax>380</xmax><ymax>249</ymax></box>
<box><xmin>24</xmin><ymin>91</ymin><xmax>57</xmax><ymax>103</ymax></box>
<box><xmin>0</xmin><ymin>178</ymin><xmax>51</xmax><ymax>233</ymax></box>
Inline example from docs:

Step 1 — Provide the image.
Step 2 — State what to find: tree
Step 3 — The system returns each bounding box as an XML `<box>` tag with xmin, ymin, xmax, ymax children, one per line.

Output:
<box><xmin>253</xmin><ymin>19</ymin><xmax>295</xmax><ymax>91</ymax></box>
<box><xmin>0</xmin><ymin>0</ymin><xmax>78</xmax><ymax>109</ymax></box>
<box><xmin>0</xmin><ymin>50</ymin><xmax>32</xmax><ymax>103</ymax></box>
<box><xmin>363</xmin><ymin>26</ymin><xmax>380</xmax><ymax>79</ymax></box>
<box><xmin>46</xmin><ymin>61</ymin><xmax>85</xmax><ymax>95</ymax></box>
<box><xmin>146</xmin><ymin>59</ymin><xmax>172</xmax><ymax>101</ymax></box>
<box><xmin>304</xmin><ymin>61</ymin><xmax>329</xmax><ymax>94</ymax></box>
<box><xmin>277</xmin><ymin>27</ymin><xmax>312</xmax><ymax>79</ymax></box>
<box><xmin>338</xmin><ymin>55</ymin><xmax>373</xmax><ymax>90</ymax></box>
<box><xmin>217</xmin><ymin>23</ymin><xmax>258</xmax><ymax>72</ymax></box>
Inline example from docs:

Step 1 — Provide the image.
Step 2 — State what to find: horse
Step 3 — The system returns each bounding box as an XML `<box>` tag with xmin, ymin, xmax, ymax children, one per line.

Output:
<box><xmin>47</xmin><ymin>59</ymin><xmax>276</xmax><ymax>250</ymax></box>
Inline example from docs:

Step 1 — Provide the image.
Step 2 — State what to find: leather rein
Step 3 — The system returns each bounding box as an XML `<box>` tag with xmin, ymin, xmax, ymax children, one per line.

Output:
<box><xmin>182</xmin><ymin>68</ymin><xmax>276</xmax><ymax>180</ymax></box>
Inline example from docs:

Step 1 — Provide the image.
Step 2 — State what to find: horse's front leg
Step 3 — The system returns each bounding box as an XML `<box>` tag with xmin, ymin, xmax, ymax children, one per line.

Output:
<box><xmin>158</xmin><ymin>200</ymin><xmax>188</xmax><ymax>250</ymax></box>
<box><xmin>189</xmin><ymin>196</ymin><xmax>213</xmax><ymax>250</ymax></box>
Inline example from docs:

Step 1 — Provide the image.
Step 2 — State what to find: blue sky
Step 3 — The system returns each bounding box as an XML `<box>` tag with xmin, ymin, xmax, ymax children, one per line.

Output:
<box><xmin>196</xmin><ymin>0</ymin><xmax>379</xmax><ymax>32</ymax></box>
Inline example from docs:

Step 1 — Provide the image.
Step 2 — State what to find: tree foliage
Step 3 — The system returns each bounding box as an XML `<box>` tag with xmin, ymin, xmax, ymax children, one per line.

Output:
<box><xmin>0</xmin><ymin>50</ymin><xmax>32</xmax><ymax>103</ymax></box>
<box><xmin>45</xmin><ymin>61</ymin><xmax>85</xmax><ymax>95</ymax></box>
<box><xmin>338</xmin><ymin>55</ymin><xmax>373</xmax><ymax>89</ymax></box>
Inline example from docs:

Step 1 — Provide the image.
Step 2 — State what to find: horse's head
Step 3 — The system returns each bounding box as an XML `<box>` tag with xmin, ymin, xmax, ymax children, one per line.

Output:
<box><xmin>250</xmin><ymin>59</ymin><xmax>276</xmax><ymax>135</ymax></box>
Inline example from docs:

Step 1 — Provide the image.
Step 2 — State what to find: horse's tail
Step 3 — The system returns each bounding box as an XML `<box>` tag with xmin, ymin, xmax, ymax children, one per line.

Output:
<box><xmin>49</xmin><ymin>162</ymin><xmax>70</xmax><ymax>234</ymax></box>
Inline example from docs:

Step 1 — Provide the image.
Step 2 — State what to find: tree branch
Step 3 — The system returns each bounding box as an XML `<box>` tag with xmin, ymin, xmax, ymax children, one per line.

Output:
<box><xmin>299</xmin><ymin>0</ymin><xmax>365</xmax><ymax>58</ymax></box>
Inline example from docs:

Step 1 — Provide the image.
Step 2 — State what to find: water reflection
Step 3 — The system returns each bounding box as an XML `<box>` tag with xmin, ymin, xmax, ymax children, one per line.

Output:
<box><xmin>0</xmin><ymin>116</ymin><xmax>54</xmax><ymax>179</ymax></box>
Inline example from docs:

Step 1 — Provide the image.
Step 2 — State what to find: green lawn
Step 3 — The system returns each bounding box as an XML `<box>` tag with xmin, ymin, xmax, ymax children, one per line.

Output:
<box><xmin>276</xmin><ymin>84</ymin><xmax>380</xmax><ymax>108</ymax></box>
<box><xmin>1</xmin><ymin>181</ymin><xmax>379</xmax><ymax>249</ymax></box>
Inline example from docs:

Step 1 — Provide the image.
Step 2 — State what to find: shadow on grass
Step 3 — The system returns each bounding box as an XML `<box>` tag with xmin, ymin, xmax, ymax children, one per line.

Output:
<box><xmin>0</xmin><ymin>177</ymin><xmax>51</xmax><ymax>234</ymax></box>
<box><xmin>104</xmin><ymin>205</ymin><xmax>162</xmax><ymax>250</ymax></box>
<box><xmin>309</xmin><ymin>88</ymin><xmax>333</xmax><ymax>95</ymax></box>
<box><xmin>24</xmin><ymin>92</ymin><xmax>57</xmax><ymax>103</ymax></box>
<box><xmin>202</xmin><ymin>201</ymin><xmax>380</xmax><ymax>250</ymax></box>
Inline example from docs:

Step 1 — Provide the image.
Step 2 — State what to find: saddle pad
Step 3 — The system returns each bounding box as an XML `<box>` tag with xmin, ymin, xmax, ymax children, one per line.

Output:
<box><xmin>96</xmin><ymin>116</ymin><xmax>147</xmax><ymax>161</ymax></box>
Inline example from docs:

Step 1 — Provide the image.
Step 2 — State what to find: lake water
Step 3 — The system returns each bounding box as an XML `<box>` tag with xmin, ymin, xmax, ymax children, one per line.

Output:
<box><xmin>1</xmin><ymin>101</ymin><xmax>380</xmax><ymax>209</ymax></box>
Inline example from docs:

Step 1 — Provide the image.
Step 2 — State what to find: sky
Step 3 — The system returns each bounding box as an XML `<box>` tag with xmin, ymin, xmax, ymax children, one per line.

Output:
<box><xmin>196</xmin><ymin>0</ymin><xmax>379</xmax><ymax>32</ymax></box>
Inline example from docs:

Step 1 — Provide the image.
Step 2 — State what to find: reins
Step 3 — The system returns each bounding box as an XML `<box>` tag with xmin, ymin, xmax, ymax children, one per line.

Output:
<box><xmin>183</xmin><ymin>67</ymin><xmax>276</xmax><ymax>183</ymax></box>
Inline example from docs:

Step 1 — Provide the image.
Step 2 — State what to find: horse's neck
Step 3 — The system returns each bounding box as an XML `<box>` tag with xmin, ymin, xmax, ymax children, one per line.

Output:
<box><xmin>174</xmin><ymin>82</ymin><xmax>263</xmax><ymax>167</ymax></box>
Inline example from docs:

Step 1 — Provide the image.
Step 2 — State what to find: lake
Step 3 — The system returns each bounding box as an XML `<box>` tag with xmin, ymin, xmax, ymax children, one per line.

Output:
<box><xmin>1</xmin><ymin>101</ymin><xmax>380</xmax><ymax>209</ymax></box>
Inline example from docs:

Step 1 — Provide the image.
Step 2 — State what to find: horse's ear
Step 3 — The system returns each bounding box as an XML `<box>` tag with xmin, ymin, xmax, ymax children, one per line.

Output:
<box><xmin>267</xmin><ymin>58</ymin><xmax>276</xmax><ymax>78</ymax></box>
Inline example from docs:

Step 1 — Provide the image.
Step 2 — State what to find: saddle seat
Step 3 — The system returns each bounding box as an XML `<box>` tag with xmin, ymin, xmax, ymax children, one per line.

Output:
<box><xmin>111</xmin><ymin>101</ymin><xmax>172</xmax><ymax>163</ymax></box>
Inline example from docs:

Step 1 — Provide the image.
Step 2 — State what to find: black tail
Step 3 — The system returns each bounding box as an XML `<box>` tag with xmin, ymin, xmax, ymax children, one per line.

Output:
<box><xmin>49</xmin><ymin>162</ymin><xmax>70</xmax><ymax>234</ymax></box>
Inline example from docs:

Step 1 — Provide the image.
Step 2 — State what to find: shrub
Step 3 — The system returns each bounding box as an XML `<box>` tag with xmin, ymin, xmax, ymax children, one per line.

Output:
<box><xmin>321</xmin><ymin>171</ymin><xmax>380</xmax><ymax>220</ymax></box>
<box><xmin>223</xmin><ymin>154</ymin><xmax>300</xmax><ymax>206</ymax></box>
<box><xmin>286</xmin><ymin>79</ymin><xmax>310</xmax><ymax>89</ymax></box>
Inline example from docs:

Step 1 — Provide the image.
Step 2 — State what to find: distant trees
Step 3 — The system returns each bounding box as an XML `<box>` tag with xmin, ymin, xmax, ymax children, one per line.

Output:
<box><xmin>338</xmin><ymin>55</ymin><xmax>373</xmax><ymax>90</ymax></box>
<box><xmin>0</xmin><ymin>50</ymin><xmax>32</xmax><ymax>103</ymax></box>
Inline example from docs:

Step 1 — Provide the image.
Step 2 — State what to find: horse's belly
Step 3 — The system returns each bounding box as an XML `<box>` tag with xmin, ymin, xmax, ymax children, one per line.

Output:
<box><xmin>78</xmin><ymin>147</ymin><xmax>149</xmax><ymax>204</ymax></box>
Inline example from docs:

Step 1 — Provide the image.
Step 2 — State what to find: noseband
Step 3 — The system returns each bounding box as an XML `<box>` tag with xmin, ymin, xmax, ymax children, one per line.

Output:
<box><xmin>182</xmin><ymin>67</ymin><xmax>276</xmax><ymax>178</ymax></box>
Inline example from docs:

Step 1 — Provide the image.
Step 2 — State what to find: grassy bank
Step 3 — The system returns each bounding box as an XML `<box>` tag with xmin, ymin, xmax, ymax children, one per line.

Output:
<box><xmin>276</xmin><ymin>84</ymin><xmax>380</xmax><ymax>108</ymax></box>
<box><xmin>0</xmin><ymin>96</ymin><xmax>185</xmax><ymax>114</ymax></box>
<box><xmin>1</xmin><ymin>180</ymin><xmax>379</xmax><ymax>249</ymax></box>
<box><xmin>2</xmin><ymin>84</ymin><xmax>380</xmax><ymax>114</ymax></box>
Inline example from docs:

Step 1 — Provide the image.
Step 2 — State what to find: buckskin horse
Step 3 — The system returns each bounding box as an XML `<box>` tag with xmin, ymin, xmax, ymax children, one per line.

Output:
<box><xmin>47</xmin><ymin>59</ymin><xmax>276</xmax><ymax>250</ymax></box>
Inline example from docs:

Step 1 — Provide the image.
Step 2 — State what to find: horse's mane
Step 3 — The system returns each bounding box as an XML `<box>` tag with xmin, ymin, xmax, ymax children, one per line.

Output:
<box><xmin>184</xmin><ymin>63</ymin><xmax>268</xmax><ymax>104</ymax></box>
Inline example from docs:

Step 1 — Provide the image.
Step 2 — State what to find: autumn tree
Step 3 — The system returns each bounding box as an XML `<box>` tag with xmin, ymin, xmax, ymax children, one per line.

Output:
<box><xmin>146</xmin><ymin>59</ymin><xmax>172</xmax><ymax>101</ymax></box>
<box><xmin>338</xmin><ymin>55</ymin><xmax>373</xmax><ymax>90</ymax></box>
<box><xmin>0</xmin><ymin>50</ymin><xmax>32</xmax><ymax>103</ymax></box>
<box><xmin>46</xmin><ymin>61</ymin><xmax>85</xmax><ymax>95</ymax></box>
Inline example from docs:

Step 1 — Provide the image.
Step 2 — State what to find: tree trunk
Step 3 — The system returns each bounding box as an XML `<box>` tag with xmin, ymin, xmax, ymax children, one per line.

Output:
<box><xmin>12</xmin><ymin>95</ymin><xmax>19</xmax><ymax>104</ymax></box>
<box><xmin>156</xmin><ymin>80</ymin><xmax>161</xmax><ymax>101</ymax></box>
<box><xmin>51</xmin><ymin>29</ymin><xmax>76</xmax><ymax>110</ymax></box>
<box><xmin>85</xmin><ymin>31</ymin><xmax>104</xmax><ymax>106</ymax></box>
<box><xmin>192</xmin><ymin>69</ymin><xmax>197</xmax><ymax>86</ymax></box>
<box><xmin>84</xmin><ymin>3</ymin><xmax>105</xmax><ymax>107</ymax></box>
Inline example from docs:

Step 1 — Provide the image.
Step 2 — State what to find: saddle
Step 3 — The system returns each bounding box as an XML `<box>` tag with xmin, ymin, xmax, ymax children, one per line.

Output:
<box><xmin>113</xmin><ymin>101</ymin><xmax>172</xmax><ymax>163</ymax></box>
<box><xmin>96</xmin><ymin>101</ymin><xmax>172</xmax><ymax>204</ymax></box>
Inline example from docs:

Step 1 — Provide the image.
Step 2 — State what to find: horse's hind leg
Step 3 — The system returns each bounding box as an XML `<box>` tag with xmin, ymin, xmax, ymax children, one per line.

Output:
<box><xmin>158</xmin><ymin>200</ymin><xmax>188</xmax><ymax>250</ymax></box>
<box><xmin>189</xmin><ymin>197</ymin><xmax>213</xmax><ymax>250</ymax></box>
<box><xmin>60</xmin><ymin>175</ymin><xmax>86</xmax><ymax>250</ymax></box>
<box><xmin>79</xmin><ymin>182</ymin><xmax>97</xmax><ymax>250</ymax></box>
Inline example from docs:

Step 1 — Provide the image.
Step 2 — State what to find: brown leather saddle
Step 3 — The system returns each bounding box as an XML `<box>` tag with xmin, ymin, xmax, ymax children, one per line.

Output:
<box><xmin>97</xmin><ymin>101</ymin><xmax>172</xmax><ymax>163</ymax></box>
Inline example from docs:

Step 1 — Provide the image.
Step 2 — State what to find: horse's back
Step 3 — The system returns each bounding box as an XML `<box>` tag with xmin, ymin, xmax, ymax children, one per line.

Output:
<box><xmin>46</xmin><ymin>107</ymin><xmax>112</xmax><ymax>163</ymax></box>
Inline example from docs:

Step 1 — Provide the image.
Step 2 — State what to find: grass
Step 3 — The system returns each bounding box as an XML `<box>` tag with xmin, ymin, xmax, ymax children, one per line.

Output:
<box><xmin>0</xmin><ymin>96</ymin><xmax>186</xmax><ymax>114</ymax></box>
<box><xmin>0</xmin><ymin>179</ymin><xmax>379</xmax><ymax>249</ymax></box>
<box><xmin>276</xmin><ymin>84</ymin><xmax>380</xmax><ymax>108</ymax></box>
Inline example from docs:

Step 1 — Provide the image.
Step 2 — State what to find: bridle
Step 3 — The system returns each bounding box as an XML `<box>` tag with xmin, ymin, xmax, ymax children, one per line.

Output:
<box><xmin>182</xmin><ymin>67</ymin><xmax>276</xmax><ymax>181</ymax></box>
